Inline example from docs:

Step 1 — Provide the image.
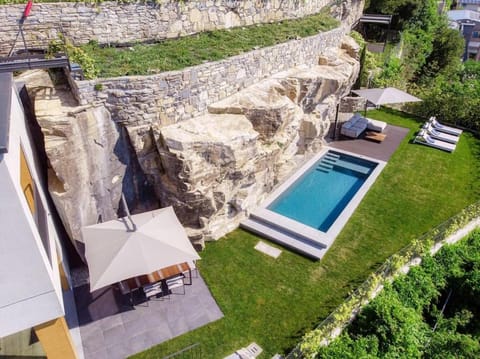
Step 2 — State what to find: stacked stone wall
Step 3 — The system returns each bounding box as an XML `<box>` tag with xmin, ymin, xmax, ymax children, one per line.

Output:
<box><xmin>0</xmin><ymin>0</ymin><xmax>363</xmax><ymax>56</ymax></box>
<box><xmin>71</xmin><ymin>28</ymin><xmax>346</xmax><ymax>126</ymax></box>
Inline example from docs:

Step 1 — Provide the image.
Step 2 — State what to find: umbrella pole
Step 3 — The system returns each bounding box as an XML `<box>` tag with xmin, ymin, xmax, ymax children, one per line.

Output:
<box><xmin>121</xmin><ymin>193</ymin><xmax>137</xmax><ymax>232</ymax></box>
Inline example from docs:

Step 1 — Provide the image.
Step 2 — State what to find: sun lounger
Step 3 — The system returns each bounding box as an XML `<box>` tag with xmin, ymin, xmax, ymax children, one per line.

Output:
<box><xmin>413</xmin><ymin>130</ymin><xmax>456</xmax><ymax>152</ymax></box>
<box><xmin>428</xmin><ymin>117</ymin><xmax>462</xmax><ymax>136</ymax></box>
<box><xmin>223</xmin><ymin>342</ymin><xmax>263</xmax><ymax>359</ymax></box>
<box><xmin>423</xmin><ymin>122</ymin><xmax>460</xmax><ymax>144</ymax></box>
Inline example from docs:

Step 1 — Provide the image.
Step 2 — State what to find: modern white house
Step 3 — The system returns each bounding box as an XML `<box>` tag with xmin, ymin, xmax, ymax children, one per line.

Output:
<box><xmin>457</xmin><ymin>0</ymin><xmax>480</xmax><ymax>11</ymax></box>
<box><xmin>0</xmin><ymin>72</ymin><xmax>82</xmax><ymax>358</ymax></box>
<box><xmin>447</xmin><ymin>9</ymin><xmax>480</xmax><ymax>60</ymax></box>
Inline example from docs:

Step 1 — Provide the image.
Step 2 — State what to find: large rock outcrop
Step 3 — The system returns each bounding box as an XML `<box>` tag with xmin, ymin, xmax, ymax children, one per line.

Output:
<box><xmin>131</xmin><ymin>40</ymin><xmax>360</xmax><ymax>244</ymax></box>
<box><xmin>21</xmin><ymin>70</ymin><xmax>128</xmax><ymax>255</ymax></box>
<box><xmin>25</xmin><ymin>37</ymin><xmax>359</xmax><ymax>253</ymax></box>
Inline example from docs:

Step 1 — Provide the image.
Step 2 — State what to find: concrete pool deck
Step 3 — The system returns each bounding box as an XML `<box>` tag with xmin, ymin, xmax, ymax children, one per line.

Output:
<box><xmin>242</xmin><ymin>148</ymin><xmax>386</xmax><ymax>259</ymax></box>
<box><xmin>241</xmin><ymin>124</ymin><xmax>409</xmax><ymax>259</ymax></box>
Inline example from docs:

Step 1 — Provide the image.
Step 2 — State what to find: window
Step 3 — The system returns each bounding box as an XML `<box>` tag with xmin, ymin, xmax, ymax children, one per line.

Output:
<box><xmin>20</xmin><ymin>147</ymin><xmax>35</xmax><ymax>215</ymax></box>
<box><xmin>473</xmin><ymin>31</ymin><xmax>479</xmax><ymax>38</ymax></box>
<box><xmin>19</xmin><ymin>146</ymin><xmax>51</xmax><ymax>264</ymax></box>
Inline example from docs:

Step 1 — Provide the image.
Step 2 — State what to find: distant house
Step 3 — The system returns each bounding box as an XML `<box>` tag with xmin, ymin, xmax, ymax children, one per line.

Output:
<box><xmin>457</xmin><ymin>0</ymin><xmax>480</xmax><ymax>11</ymax></box>
<box><xmin>447</xmin><ymin>9</ymin><xmax>480</xmax><ymax>60</ymax></box>
<box><xmin>0</xmin><ymin>73</ymin><xmax>81</xmax><ymax>358</ymax></box>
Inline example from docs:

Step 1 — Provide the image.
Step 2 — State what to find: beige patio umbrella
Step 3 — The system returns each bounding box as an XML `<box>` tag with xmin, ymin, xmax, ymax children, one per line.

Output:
<box><xmin>82</xmin><ymin>206</ymin><xmax>200</xmax><ymax>292</ymax></box>
<box><xmin>351</xmin><ymin>87</ymin><xmax>422</xmax><ymax>106</ymax></box>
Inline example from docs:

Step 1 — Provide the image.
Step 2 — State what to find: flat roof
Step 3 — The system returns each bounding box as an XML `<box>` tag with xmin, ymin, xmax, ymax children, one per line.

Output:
<box><xmin>0</xmin><ymin>73</ymin><xmax>12</xmax><ymax>154</ymax></box>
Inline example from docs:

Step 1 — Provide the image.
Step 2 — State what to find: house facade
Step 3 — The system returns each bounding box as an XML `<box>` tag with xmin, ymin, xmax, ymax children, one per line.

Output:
<box><xmin>0</xmin><ymin>73</ymin><xmax>81</xmax><ymax>358</ymax></box>
<box><xmin>457</xmin><ymin>0</ymin><xmax>480</xmax><ymax>11</ymax></box>
<box><xmin>448</xmin><ymin>8</ymin><xmax>480</xmax><ymax>60</ymax></box>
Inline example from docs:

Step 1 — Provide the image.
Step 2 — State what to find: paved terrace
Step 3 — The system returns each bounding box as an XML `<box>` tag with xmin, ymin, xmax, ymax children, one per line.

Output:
<box><xmin>73</xmin><ymin>269</ymin><xmax>223</xmax><ymax>359</ymax></box>
<box><xmin>328</xmin><ymin>123</ymin><xmax>410</xmax><ymax>161</ymax></box>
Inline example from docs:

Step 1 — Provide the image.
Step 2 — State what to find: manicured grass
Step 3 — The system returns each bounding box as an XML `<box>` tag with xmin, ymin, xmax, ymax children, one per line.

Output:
<box><xmin>132</xmin><ymin>109</ymin><xmax>480</xmax><ymax>358</ymax></box>
<box><xmin>81</xmin><ymin>11</ymin><xmax>338</xmax><ymax>78</ymax></box>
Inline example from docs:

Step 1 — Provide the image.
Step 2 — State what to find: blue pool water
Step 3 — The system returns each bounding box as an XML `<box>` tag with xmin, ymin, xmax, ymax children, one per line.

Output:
<box><xmin>268</xmin><ymin>151</ymin><xmax>377</xmax><ymax>232</ymax></box>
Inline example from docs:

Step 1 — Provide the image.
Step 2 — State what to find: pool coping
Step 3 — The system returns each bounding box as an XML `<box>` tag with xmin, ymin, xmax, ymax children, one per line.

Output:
<box><xmin>250</xmin><ymin>146</ymin><xmax>387</xmax><ymax>251</ymax></box>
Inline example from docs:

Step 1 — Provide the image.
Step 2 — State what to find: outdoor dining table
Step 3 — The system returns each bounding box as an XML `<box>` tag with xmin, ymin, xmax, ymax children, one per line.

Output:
<box><xmin>119</xmin><ymin>261</ymin><xmax>193</xmax><ymax>294</ymax></box>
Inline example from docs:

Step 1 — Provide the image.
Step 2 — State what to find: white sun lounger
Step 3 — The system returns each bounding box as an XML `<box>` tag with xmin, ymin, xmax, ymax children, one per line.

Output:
<box><xmin>224</xmin><ymin>343</ymin><xmax>263</xmax><ymax>359</ymax></box>
<box><xmin>414</xmin><ymin>130</ymin><xmax>456</xmax><ymax>152</ymax></box>
<box><xmin>428</xmin><ymin>117</ymin><xmax>462</xmax><ymax>136</ymax></box>
<box><xmin>423</xmin><ymin>122</ymin><xmax>460</xmax><ymax>144</ymax></box>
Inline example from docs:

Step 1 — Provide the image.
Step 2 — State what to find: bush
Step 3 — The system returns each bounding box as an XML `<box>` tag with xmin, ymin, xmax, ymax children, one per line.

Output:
<box><xmin>316</xmin><ymin>231</ymin><xmax>480</xmax><ymax>358</ymax></box>
<box><xmin>48</xmin><ymin>36</ymin><xmax>98</xmax><ymax>80</ymax></box>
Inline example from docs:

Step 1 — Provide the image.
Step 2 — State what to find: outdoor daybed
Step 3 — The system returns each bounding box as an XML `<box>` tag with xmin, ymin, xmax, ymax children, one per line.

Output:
<box><xmin>341</xmin><ymin>113</ymin><xmax>387</xmax><ymax>138</ymax></box>
<box><xmin>340</xmin><ymin>113</ymin><xmax>368</xmax><ymax>138</ymax></box>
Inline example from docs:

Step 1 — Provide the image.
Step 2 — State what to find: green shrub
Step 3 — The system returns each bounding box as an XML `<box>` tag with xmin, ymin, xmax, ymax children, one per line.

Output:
<box><xmin>48</xmin><ymin>36</ymin><xmax>98</xmax><ymax>79</ymax></box>
<box><xmin>315</xmin><ymin>231</ymin><xmax>480</xmax><ymax>358</ymax></box>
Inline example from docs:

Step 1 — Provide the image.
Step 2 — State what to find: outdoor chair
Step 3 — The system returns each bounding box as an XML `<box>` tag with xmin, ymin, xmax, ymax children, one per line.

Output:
<box><xmin>143</xmin><ymin>281</ymin><xmax>163</xmax><ymax>301</ymax></box>
<box><xmin>423</xmin><ymin>122</ymin><xmax>459</xmax><ymax>144</ymax></box>
<box><xmin>223</xmin><ymin>342</ymin><xmax>263</xmax><ymax>359</ymax></box>
<box><xmin>166</xmin><ymin>274</ymin><xmax>185</xmax><ymax>297</ymax></box>
<box><xmin>429</xmin><ymin>117</ymin><xmax>462</xmax><ymax>136</ymax></box>
<box><xmin>413</xmin><ymin>130</ymin><xmax>456</xmax><ymax>152</ymax></box>
<box><xmin>118</xmin><ymin>280</ymin><xmax>138</xmax><ymax>307</ymax></box>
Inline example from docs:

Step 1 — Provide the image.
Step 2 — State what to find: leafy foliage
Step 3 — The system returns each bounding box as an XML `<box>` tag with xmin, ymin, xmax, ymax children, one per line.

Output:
<box><xmin>48</xmin><ymin>36</ymin><xmax>98</xmax><ymax>79</ymax></box>
<box><xmin>410</xmin><ymin>62</ymin><xmax>480</xmax><ymax>131</ymax></box>
<box><xmin>317</xmin><ymin>232</ymin><xmax>480</xmax><ymax>358</ymax></box>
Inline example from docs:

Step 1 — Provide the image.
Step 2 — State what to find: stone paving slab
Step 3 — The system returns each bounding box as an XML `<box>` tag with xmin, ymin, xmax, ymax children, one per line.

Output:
<box><xmin>74</xmin><ymin>273</ymin><xmax>223</xmax><ymax>359</ymax></box>
<box><xmin>254</xmin><ymin>241</ymin><xmax>282</xmax><ymax>259</ymax></box>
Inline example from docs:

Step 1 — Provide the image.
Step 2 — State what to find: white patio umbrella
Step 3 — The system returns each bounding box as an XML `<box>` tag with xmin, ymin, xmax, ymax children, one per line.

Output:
<box><xmin>351</xmin><ymin>87</ymin><xmax>422</xmax><ymax>106</ymax></box>
<box><xmin>82</xmin><ymin>206</ymin><xmax>200</xmax><ymax>292</ymax></box>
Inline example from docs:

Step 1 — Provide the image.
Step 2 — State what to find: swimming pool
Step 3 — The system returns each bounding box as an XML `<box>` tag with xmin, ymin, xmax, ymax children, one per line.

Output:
<box><xmin>268</xmin><ymin>151</ymin><xmax>377</xmax><ymax>232</ymax></box>
<box><xmin>241</xmin><ymin>148</ymin><xmax>386</xmax><ymax>259</ymax></box>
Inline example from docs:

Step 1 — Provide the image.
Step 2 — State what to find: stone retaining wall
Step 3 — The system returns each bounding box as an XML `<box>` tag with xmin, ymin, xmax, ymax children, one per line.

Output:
<box><xmin>71</xmin><ymin>28</ymin><xmax>346</xmax><ymax>125</ymax></box>
<box><xmin>0</xmin><ymin>0</ymin><xmax>364</xmax><ymax>56</ymax></box>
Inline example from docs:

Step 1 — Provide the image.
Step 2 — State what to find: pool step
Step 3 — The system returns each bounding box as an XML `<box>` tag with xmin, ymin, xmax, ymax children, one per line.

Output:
<box><xmin>334</xmin><ymin>159</ymin><xmax>372</xmax><ymax>175</ymax></box>
<box><xmin>325</xmin><ymin>152</ymin><xmax>340</xmax><ymax>159</ymax></box>
<box><xmin>240</xmin><ymin>218</ymin><xmax>327</xmax><ymax>260</ymax></box>
<box><xmin>322</xmin><ymin>157</ymin><xmax>337</xmax><ymax>164</ymax></box>
<box><xmin>317</xmin><ymin>163</ymin><xmax>333</xmax><ymax>172</ymax></box>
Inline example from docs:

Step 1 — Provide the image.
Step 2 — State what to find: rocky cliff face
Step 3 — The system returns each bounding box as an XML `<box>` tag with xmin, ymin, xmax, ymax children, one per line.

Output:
<box><xmin>25</xmin><ymin>37</ymin><xmax>359</xmax><ymax>253</ymax></box>
<box><xmin>21</xmin><ymin>70</ymin><xmax>129</xmax><ymax>255</ymax></box>
<box><xmin>129</xmin><ymin>39</ymin><xmax>360</xmax><ymax>245</ymax></box>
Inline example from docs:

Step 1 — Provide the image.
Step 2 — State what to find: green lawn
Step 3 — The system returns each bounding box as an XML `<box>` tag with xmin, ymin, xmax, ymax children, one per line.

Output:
<box><xmin>132</xmin><ymin>109</ymin><xmax>480</xmax><ymax>358</ymax></box>
<box><xmin>81</xmin><ymin>11</ymin><xmax>338</xmax><ymax>78</ymax></box>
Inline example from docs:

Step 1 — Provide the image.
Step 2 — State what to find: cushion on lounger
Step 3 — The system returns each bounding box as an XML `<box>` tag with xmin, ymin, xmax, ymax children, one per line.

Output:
<box><xmin>366</xmin><ymin>118</ymin><xmax>387</xmax><ymax>132</ymax></box>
